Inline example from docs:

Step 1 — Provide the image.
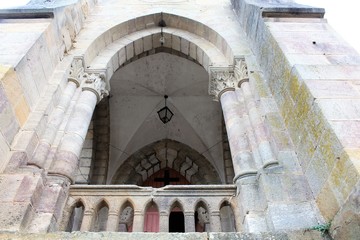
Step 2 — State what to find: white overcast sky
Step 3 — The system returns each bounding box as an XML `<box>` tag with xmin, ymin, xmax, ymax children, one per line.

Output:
<box><xmin>0</xmin><ymin>0</ymin><xmax>359</xmax><ymax>53</ymax></box>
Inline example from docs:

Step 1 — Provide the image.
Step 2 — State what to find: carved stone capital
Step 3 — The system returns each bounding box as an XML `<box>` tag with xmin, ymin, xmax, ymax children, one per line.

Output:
<box><xmin>82</xmin><ymin>72</ymin><xmax>109</xmax><ymax>102</ymax></box>
<box><xmin>234</xmin><ymin>57</ymin><xmax>249</xmax><ymax>87</ymax></box>
<box><xmin>209</xmin><ymin>67</ymin><xmax>237</xmax><ymax>101</ymax></box>
<box><xmin>68</xmin><ymin>57</ymin><xmax>84</xmax><ymax>87</ymax></box>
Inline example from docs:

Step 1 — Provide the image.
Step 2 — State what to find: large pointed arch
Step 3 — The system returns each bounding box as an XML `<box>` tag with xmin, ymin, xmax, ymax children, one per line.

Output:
<box><xmin>75</xmin><ymin>12</ymin><xmax>243</xmax><ymax>185</ymax></box>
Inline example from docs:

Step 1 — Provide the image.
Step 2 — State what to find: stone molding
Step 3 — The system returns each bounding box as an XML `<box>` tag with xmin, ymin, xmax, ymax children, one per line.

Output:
<box><xmin>82</xmin><ymin>72</ymin><xmax>109</xmax><ymax>102</ymax></box>
<box><xmin>68</xmin><ymin>57</ymin><xmax>85</xmax><ymax>87</ymax></box>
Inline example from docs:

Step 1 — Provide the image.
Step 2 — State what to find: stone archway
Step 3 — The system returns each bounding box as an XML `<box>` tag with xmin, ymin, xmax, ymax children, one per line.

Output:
<box><xmin>111</xmin><ymin>139</ymin><xmax>221</xmax><ymax>185</ymax></box>
<box><xmin>26</xmin><ymin>9</ymin><xmax>244</xmax><ymax>232</ymax></box>
<box><xmin>72</xmin><ymin>12</ymin><xmax>240</xmax><ymax>185</ymax></box>
<box><xmin>73</xmin><ymin>12</ymin><xmax>238</xmax><ymax>183</ymax></box>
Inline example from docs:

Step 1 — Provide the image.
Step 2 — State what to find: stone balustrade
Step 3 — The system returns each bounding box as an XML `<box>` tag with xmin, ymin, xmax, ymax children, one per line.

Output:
<box><xmin>61</xmin><ymin>185</ymin><xmax>238</xmax><ymax>233</ymax></box>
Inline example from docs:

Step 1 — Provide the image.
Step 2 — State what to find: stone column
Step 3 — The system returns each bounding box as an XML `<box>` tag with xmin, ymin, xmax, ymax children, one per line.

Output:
<box><xmin>235</xmin><ymin>90</ymin><xmax>263</xmax><ymax>169</ymax></box>
<box><xmin>106</xmin><ymin>210</ymin><xmax>119</xmax><ymax>231</ymax></box>
<box><xmin>209</xmin><ymin>62</ymin><xmax>266</xmax><ymax>233</ymax></box>
<box><xmin>29</xmin><ymin>58</ymin><xmax>84</xmax><ymax>168</ymax></box>
<box><xmin>237</xmin><ymin>60</ymin><xmax>277</xmax><ymax>168</ymax></box>
<box><xmin>209</xmin><ymin>67</ymin><xmax>257</xmax><ymax>183</ymax></box>
<box><xmin>184</xmin><ymin>211</ymin><xmax>195</xmax><ymax>232</ymax></box>
<box><xmin>159</xmin><ymin>211</ymin><xmax>169</xmax><ymax>232</ymax></box>
<box><xmin>49</xmin><ymin>72</ymin><xmax>108</xmax><ymax>182</ymax></box>
<box><xmin>210</xmin><ymin>211</ymin><xmax>222</xmax><ymax>232</ymax></box>
<box><xmin>80</xmin><ymin>210</ymin><xmax>94</xmax><ymax>231</ymax></box>
<box><xmin>132</xmin><ymin>210</ymin><xmax>144</xmax><ymax>232</ymax></box>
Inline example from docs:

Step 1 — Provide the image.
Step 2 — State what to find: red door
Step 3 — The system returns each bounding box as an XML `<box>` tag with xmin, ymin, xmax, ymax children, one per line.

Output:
<box><xmin>144</xmin><ymin>205</ymin><xmax>159</xmax><ymax>232</ymax></box>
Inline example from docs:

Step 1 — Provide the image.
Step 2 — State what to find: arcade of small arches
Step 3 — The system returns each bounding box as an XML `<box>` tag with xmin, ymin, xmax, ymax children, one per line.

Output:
<box><xmin>62</xmin><ymin>194</ymin><xmax>237</xmax><ymax>233</ymax></box>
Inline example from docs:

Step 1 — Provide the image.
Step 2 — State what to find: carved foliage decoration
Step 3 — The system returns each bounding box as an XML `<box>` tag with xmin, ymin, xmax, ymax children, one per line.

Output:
<box><xmin>234</xmin><ymin>58</ymin><xmax>248</xmax><ymax>83</ymax></box>
<box><xmin>209</xmin><ymin>67</ymin><xmax>237</xmax><ymax>101</ymax></box>
<box><xmin>82</xmin><ymin>72</ymin><xmax>109</xmax><ymax>102</ymax></box>
<box><xmin>68</xmin><ymin>58</ymin><xmax>84</xmax><ymax>87</ymax></box>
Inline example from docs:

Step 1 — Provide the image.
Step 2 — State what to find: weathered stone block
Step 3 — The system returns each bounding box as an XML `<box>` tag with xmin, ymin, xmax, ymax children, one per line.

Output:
<box><xmin>260</xmin><ymin>174</ymin><xmax>287</xmax><ymax>202</ymax></box>
<box><xmin>277</xmin><ymin>151</ymin><xmax>302</xmax><ymax>174</ymax></box>
<box><xmin>0</xmin><ymin>84</ymin><xmax>20</xmax><ymax>144</ymax></box>
<box><xmin>11</xmin><ymin>130</ymin><xmax>39</xmax><ymax>161</ymax></box>
<box><xmin>295</xmin><ymin>65</ymin><xmax>360</xmax><ymax>80</ymax></box>
<box><xmin>330</xmin><ymin>120</ymin><xmax>360</xmax><ymax>148</ymax></box>
<box><xmin>328</xmin><ymin>151</ymin><xmax>359</xmax><ymax>205</ymax></box>
<box><xmin>27</xmin><ymin>212</ymin><xmax>56</xmax><ymax>233</ymax></box>
<box><xmin>305</xmin><ymin>150</ymin><xmax>330</xmax><ymax>197</ymax></box>
<box><xmin>0</xmin><ymin>132</ymin><xmax>10</xmax><ymax>171</ymax></box>
<box><xmin>0</xmin><ymin>202</ymin><xmax>33</xmax><ymax>232</ymax></box>
<box><xmin>268</xmin><ymin>202</ymin><xmax>318</xmax><ymax>230</ymax></box>
<box><xmin>305</xmin><ymin>80</ymin><xmax>360</xmax><ymax>99</ymax></box>
<box><xmin>285</xmin><ymin>174</ymin><xmax>313</xmax><ymax>202</ymax></box>
<box><xmin>331</xmin><ymin>180</ymin><xmax>360</xmax><ymax>240</ymax></box>
<box><xmin>245</xmin><ymin>213</ymin><xmax>268</xmax><ymax>233</ymax></box>
<box><xmin>14</xmin><ymin>174</ymin><xmax>43</xmax><ymax>205</ymax></box>
<box><xmin>0</xmin><ymin>174</ymin><xmax>27</xmax><ymax>202</ymax></box>
<box><xmin>316</xmin><ymin>181</ymin><xmax>340</xmax><ymax>221</ymax></box>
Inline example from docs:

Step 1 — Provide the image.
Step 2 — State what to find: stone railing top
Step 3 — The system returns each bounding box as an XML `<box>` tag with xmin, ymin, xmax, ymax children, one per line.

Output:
<box><xmin>70</xmin><ymin>184</ymin><xmax>236</xmax><ymax>197</ymax></box>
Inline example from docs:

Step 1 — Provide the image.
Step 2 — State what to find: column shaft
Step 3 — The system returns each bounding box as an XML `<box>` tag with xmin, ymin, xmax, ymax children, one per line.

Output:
<box><xmin>29</xmin><ymin>81</ymin><xmax>77</xmax><ymax>168</ymax></box>
<box><xmin>80</xmin><ymin>212</ymin><xmax>93</xmax><ymax>231</ymax></box>
<box><xmin>210</xmin><ymin>212</ymin><xmax>222</xmax><ymax>232</ymax></box>
<box><xmin>49</xmin><ymin>90</ymin><xmax>97</xmax><ymax>181</ymax></box>
<box><xmin>159</xmin><ymin>212</ymin><xmax>169</xmax><ymax>232</ymax></box>
<box><xmin>107</xmin><ymin>212</ymin><xmax>119</xmax><ymax>231</ymax></box>
<box><xmin>235</xmin><ymin>89</ymin><xmax>263</xmax><ymax>169</ymax></box>
<box><xmin>241</xmin><ymin>82</ymin><xmax>278</xmax><ymax>168</ymax></box>
<box><xmin>220</xmin><ymin>91</ymin><xmax>257</xmax><ymax>182</ymax></box>
<box><xmin>184</xmin><ymin>212</ymin><xmax>195</xmax><ymax>232</ymax></box>
<box><xmin>132</xmin><ymin>211</ymin><xmax>144</xmax><ymax>232</ymax></box>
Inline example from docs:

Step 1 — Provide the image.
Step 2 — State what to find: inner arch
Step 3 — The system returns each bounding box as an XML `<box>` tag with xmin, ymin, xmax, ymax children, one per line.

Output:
<box><xmin>81</xmin><ymin>12</ymin><xmax>235</xmax><ymax>74</ymax></box>
<box><xmin>111</xmin><ymin>139</ymin><xmax>221</xmax><ymax>185</ymax></box>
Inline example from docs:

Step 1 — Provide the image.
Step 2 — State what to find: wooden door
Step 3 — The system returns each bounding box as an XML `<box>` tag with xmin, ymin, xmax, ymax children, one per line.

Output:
<box><xmin>144</xmin><ymin>205</ymin><xmax>159</xmax><ymax>232</ymax></box>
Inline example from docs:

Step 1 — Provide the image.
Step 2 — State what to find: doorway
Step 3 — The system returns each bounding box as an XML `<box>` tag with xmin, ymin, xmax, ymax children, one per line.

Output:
<box><xmin>169</xmin><ymin>207</ymin><xmax>185</xmax><ymax>232</ymax></box>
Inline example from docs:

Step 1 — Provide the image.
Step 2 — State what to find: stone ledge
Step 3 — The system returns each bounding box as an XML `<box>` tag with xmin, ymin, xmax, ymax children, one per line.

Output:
<box><xmin>0</xmin><ymin>230</ymin><xmax>327</xmax><ymax>240</ymax></box>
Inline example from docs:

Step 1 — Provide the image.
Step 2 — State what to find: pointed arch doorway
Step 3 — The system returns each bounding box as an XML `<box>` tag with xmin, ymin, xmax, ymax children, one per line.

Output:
<box><xmin>169</xmin><ymin>208</ymin><xmax>185</xmax><ymax>232</ymax></box>
<box><xmin>144</xmin><ymin>203</ymin><xmax>159</xmax><ymax>232</ymax></box>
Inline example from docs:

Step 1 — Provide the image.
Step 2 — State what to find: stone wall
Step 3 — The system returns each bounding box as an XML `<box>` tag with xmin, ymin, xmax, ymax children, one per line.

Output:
<box><xmin>0</xmin><ymin>0</ymin><xmax>99</xmax><ymax>233</ymax></box>
<box><xmin>90</xmin><ymin>98</ymin><xmax>110</xmax><ymax>184</ymax></box>
<box><xmin>231</xmin><ymin>0</ymin><xmax>360</xmax><ymax>238</ymax></box>
<box><xmin>0</xmin><ymin>0</ymin><xmax>97</xmax><ymax>171</ymax></box>
<box><xmin>222</xmin><ymin>117</ymin><xmax>234</xmax><ymax>184</ymax></box>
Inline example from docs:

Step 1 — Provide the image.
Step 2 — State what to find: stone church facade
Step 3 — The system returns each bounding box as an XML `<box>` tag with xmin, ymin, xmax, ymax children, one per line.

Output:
<box><xmin>0</xmin><ymin>0</ymin><xmax>359</xmax><ymax>239</ymax></box>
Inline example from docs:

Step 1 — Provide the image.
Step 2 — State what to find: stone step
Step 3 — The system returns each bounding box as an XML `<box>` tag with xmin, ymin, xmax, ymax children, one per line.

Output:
<box><xmin>0</xmin><ymin>230</ymin><xmax>329</xmax><ymax>240</ymax></box>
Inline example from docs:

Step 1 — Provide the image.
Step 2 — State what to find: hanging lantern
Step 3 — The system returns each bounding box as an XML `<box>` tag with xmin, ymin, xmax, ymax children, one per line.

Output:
<box><xmin>157</xmin><ymin>95</ymin><xmax>173</xmax><ymax>124</ymax></box>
